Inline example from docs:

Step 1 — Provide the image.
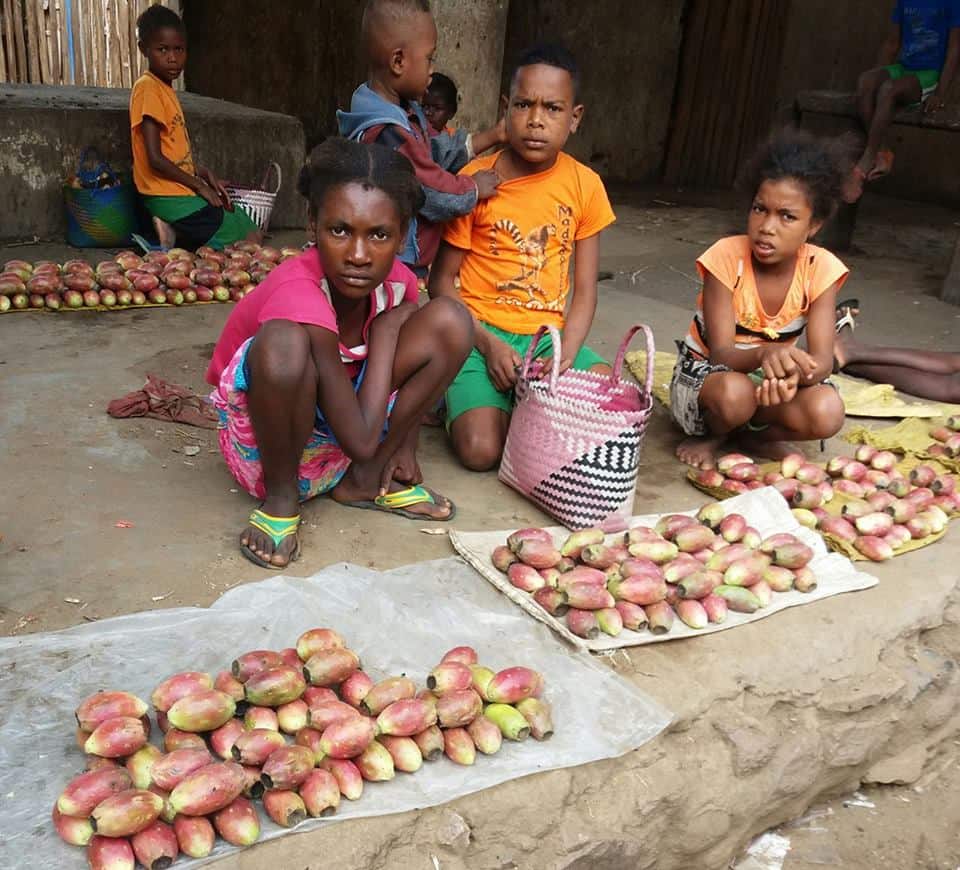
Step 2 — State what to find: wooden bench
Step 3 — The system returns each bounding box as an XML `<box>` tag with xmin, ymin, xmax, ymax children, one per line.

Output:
<box><xmin>796</xmin><ymin>89</ymin><xmax>960</xmax><ymax>305</ymax></box>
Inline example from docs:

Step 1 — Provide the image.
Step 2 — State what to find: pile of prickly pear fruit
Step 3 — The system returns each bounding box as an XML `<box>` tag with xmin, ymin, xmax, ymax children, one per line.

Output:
<box><xmin>925</xmin><ymin>416</ymin><xmax>960</xmax><ymax>460</ymax></box>
<box><xmin>492</xmin><ymin>506</ymin><xmax>819</xmax><ymax>640</ymax></box>
<box><xmin>54</xmin><ymin>628</ymin><xmax>553</xmax><ymax>868</ymax></box>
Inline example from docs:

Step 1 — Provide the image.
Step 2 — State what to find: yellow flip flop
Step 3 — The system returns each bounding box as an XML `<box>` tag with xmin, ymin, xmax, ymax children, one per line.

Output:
<box><xmin>241</xmin><ymin>509</ymin><xmax>301</xmax><ymax>569</ymax></box>
<box><xmin>339</xmin><ymin>485</ymin><xmax>456</xmax><ymax>522</ymax></box>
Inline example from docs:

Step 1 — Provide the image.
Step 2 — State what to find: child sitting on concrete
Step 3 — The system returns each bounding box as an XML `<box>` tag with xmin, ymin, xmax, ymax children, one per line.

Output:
<box><xmin>844</xmin><ymin>0</ymin><xmax>960</xmax><ymax>201</ymax></box>
<box><xmin>429</xmin><ymin>43</ymin><xmax>616</xmax><ymax>471</ymax></box>
<box><xmin>129</xmin><ymin>5</ymin><xmax>260</xmax><ymax>250</ymax></box>
<box><xmin>672</xmin><ymin>129</ymin><xmax>849</xmax><ymax>470</ymax></box>
<box><xmin>337</xmin><ymin>0</ymin><xmax>501</xmax><ymax>278</ymax></box>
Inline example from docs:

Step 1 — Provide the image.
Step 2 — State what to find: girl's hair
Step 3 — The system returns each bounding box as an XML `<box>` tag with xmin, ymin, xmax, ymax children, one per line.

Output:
<box><xmin>738</xmin><ymin>128</ymin><xmax>854</xmax><ymax>222</ymax></box>
<box><xmin>296</xmin><ymin>138</ymin><xmax>424</xmax><ymax>224</ymax></box>
<box><xmin>427</xmin><ymin>72</ymin><xmax>459</xmax><ymax>111</ymax></box>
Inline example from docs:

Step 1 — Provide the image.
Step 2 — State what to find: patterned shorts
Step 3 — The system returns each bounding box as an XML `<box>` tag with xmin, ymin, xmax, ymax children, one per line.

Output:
<box><xmin>669</xmin><ymin>342</ymin><xmax>730</xmax><ymax>437</ymax></box>
<box><xmin>211</xmin><ymin>337</ymin><xmax>387</xmax><ymax>502</ymax></box>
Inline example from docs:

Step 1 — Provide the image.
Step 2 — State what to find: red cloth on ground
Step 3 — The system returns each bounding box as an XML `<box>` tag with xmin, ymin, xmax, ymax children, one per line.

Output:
<box><xmin>107</xmin><ymin>373</ymin><xmax>219</xmax><ymax>429</ymax></box>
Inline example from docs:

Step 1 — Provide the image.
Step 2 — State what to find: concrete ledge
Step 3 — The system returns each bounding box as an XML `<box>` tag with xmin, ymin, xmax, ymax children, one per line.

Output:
<box><xmin>797</xmin><ymin>88</ymin><xmax>960</xmax><ymax>130</ymax></box>
<box><xmin>0</xmin><ymin>84</ymin><xmax>305</xmax><ymax>241</ymax></box>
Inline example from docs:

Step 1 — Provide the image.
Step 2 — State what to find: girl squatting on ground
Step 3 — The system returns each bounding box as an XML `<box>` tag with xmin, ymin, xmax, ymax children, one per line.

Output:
<box><xmin>671</xmin><ymin>129</ymin><xmax>850</xmax><ymax>470</ymax></box>
<box><xmin>205</xmin><ymin>138</ymin><xmax>473</xmax><ymax>569</ymax></box>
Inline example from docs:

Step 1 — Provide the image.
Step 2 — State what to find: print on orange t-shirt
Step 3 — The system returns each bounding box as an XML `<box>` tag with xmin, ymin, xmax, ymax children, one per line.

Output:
<box><xmin>129</xmin><ymin>71</ymin><xmax>196</xmax><ymax>197</ymax></box>
<box><xmin>683</xmin><ymin>235</ymin><xmax>849</xmax><ymax>358</ymax></box>
<box><xmin>443</xmin><ymin>151</ymin><xmax>616</xmax><ymax>335</ymax></box>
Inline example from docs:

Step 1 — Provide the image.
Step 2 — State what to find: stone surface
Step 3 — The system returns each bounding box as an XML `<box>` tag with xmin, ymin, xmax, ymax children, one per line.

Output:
<box><xmin>864</xmin><ymin>744</ymin><xmax>928</xmax><ymax>785</ymax></box>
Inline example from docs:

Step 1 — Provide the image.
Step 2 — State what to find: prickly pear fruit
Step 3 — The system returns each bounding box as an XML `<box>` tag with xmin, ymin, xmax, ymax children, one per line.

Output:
<box><xmin>932</xmin><ymin>474</ymin><xmax>956</xmax><ymax>495</ymax></box>
<box><xmin>293</xmin><ymin>726</ymin><xmax>325</xmax><ymax>765</ymax></box>
<box><xmin>232</xmin><ymin>650</ymin><xmax>284</xmax><ymax>683</ymax></box>
<box><xmin>673</xmin><ymin>524</ymin><xmax>717</xmax><ymax>554</ymax></box>
<box><xmin>465</xmin><ymin>714</ymin><xmax>503</xmax><ymax>755</ymax></box>
<box><xmin>777</xmin><ymin>452</ymin><xmax>803</xmax><ymax>478</ymax></box>
<box><xmin>842</xmin><ymin>460</ymin><xmax>868</xmax><ymax>482</ymax></box>
<box><xmin>87</xmin><ymin>835</ymin><xmax>135</xmax><ymax>870</ymax></box>
<box><xmin>696</xmin><ymin>502</ymin><xmax>725</xmax><ymax>529</ymax></box>
<box><xmin>854</xmin><ymin>535</ymin><xmax>893</xmax><ymax>561</ymax></box>
<box><xmin>212</xmin><ymin>796</ymin><xmax>260</xmax><ymax>846</ymax></box>
<box><xmin>644</xmin><ymin>601</ymin><xmax>675</xmax><ymax>634</ymax></box>
<box><xmin>85</xmin><ymin>716</ymin><xmax>148</xmax><ymax>758</ymax></box>
<box><xmin>773</xmin><ymin>478</ymin><xmax>799</xmax><ymax>500</ymax></box>
<box><xmin>596</xmin><ymin>606</ymin><xmax>624</xmax><ymax>636</ymax></box>
<box><xmin>841</xmin><ymin>499</ymin><xmax>873</xmax><ymax>520</ymax></box>
<box><xmin>763</xmin><ymin>470</ymin><xmax>785</xmax><ymax>485</ymax></box>
<box><xmin>125</xmin><ymin>744</ymin><xmax>163</xmax><ymax>790</ymax></box>
<box><xmin>533</xmin><ymin>586</ymin><xmax>569</xmax><ymax>616</ymax></box>
<box><xmin>232</xmin><ymin>729</ymin><xmax>287</xmax><ymax>766</ymax></box>
<box><xmin>377</xmin><ymin>735</ymin><xmax>423</xmax><ymax>773</ymax></box>
<box><xmin>772</xmin><ymin>542</ymin><xmax>814</xmax><ymax>570</ymax></box>
<box><xmin>279</xmin><ymin>647</ymin><xmax>302</xmax><ymax>669</ymax></box>
<box><xmin>261</xmin><ymin>745</ymin><xmax>315</xmax><ymax>790</ymax></box>
<box><xmin>886</xmin><ymin>476</ymin><xmax>911</xmax><ymax>498</ymax></box>
<box><xmin>507</xmin><ymin>562</ymin><xmax>546</xmax><ymax>592</ymax></box>
<box><xmin>355</xmin><ymin>739</ymin><xmax>396</xmax><ymax>781</ymax></box>
<box><xmin>491</xmin><ymin>545</ymin><xmax>518</xmax><ymax>572</ymax></box>
<box><xmin>750</xmin><ymin>580</ymin><xmax>773</xmax><ymax>607</ymax></box>
<box><xmin>435</xmin><ymin>689</ymin><xmax>484</xmax><ymax>728</ymax></box>
<box><xmin>854</xmin><ymin>511</ymin><xmax>894</xmax><ymax>537</ymax></box>
<box><xmin>864</xmin><ymin>469</ymin><xmax>891</xmax><ymax>490</ymax></box>
<box><xmin>166</xmin><ymin>690</ymin><xmax>235</xmax><ymax>733</ymax></box>
<box><xmin>407</xmin><ymin>726</ymin><xmax>444</xmax><ymax>764</ymax></box>
<box><xmin>660</xmin><ymin>554</ymin><xmax>700</xmax><ymax>585</ymax></box>
<box><xmin>615</xmin><ymin>600</ymin><xmax>648</xmax><ymax>630</ymax></box>
<box><xmin>244</xmin><ymin>705</ymin><xmax>279</xmax><ymax>731</ymax></box>
<box><xmin>467</xmin><ymin>665</ymin><xmax>495</xmax><ymax>698</ymax></box>
<box><xmin>303</xmin><ymin>648</ymin><xmax>360</xmax><ymax>687</ymax></box>
<box><xmin>297</xmin><ymin>773</ymin><xmax>342</xmax><ymax>822</ymax></box>
<box><xmin>76</xmin><ymin>691</ymin><xmax>149</xmax><ymax>732</ymax></box>
<box><xmin>628</xmin><ymin>538</ymin><xmax>679</xmax><ymax>564</ymax></box>
<box><xmin>948</xmin><ymin>415</ymin><xmax>960</xmax><ymax>431</ymax></box>
<box><xmin>309</xmin><ymin>700</ymin><xmax>361</xmax><ymax>732</ymax></box>
<box><xmin>792</xmin><ymin>484</ymin><xmax>823</xmax><ymax>509</ymax></box>
<box><xmin>578</xmin><ymin>543</ymin><xmax>616</xmax><ymax>569</ymax></box>
<box><xmin>693</xmin><ymin>467</ymin><xmax>726</xmax><ymax>488</ymax></box>
<box><xmin>702</xmin><ymin>593</ymin><xmax>728</xmax><ymax>624</ymax></box>
<box><xmin>173</xmin><ymin>814</ymin><xmax>215</xmax><ymax>858</ymax></box>
<box><xmin>427</xmin><ymin>661</ymin><xmax>473</xmax><ymax>695</ymax></box>
<box><xmin>131</xmin><ymin>820</ymin><xmax>178</xmax><ymax>870</ymax></box>
<box><xmin>792</xmin><ymin>462</ymin><xmax>824</xmax><ymax>485</ymax></box>
<box><xmin>557</xmin><ymin>565</ymin><xmax>609</xmax><ymax>590</ymax></box>
<box><xmin>885</xmin><ymin>499</ymin><xmax>917</xmax><ymax>524</ymax></box>
<box><xmin>90</xmin><ymin>789</ymin><xmax>164</xmax><ymax>837</ymax></box>
<box><xmin>169</xmin><ymin>762</ymin><xmax>246</xmax><ymax>816</ymax></box>
<box><xmin>886</xmin><ymin>524</ymin><xmax>913</xmax><ymax>549</ymax></box>
<box><xmin>516</xmin><ymin>538</ymin><xmax>562</xmax><ymax>569</ymax></box>
<box><xmin>244</xmin><ymin>665</ymin><xmax>306</xmax><ymax>707</ymax></box>
<box><xmin>608</xmin><ymin>574</ymin><xmax>667</xmax><ymax>605</ymax></box>
<box><xmin>723</xmin><ymin>554</ymin><xmax>770</xmax><ymax>587</ymax></box>
<box><xmin>163</xmin><ymin>730</ymin><xmax>206</xmax><ymax>753</ymax></box>
<box><xmin>208</xmin><ymin>720</ymin><xmax>244</xmax><ymax>761</ymax></box>
<box><xmin>150</xmin><ymin>749</ymin><xmax>213</xmax><ymax>792</ymax></box>
<box><xmin>793</xmin><ymin>567</ymin><xmax>817</xmax><ymax>592</ymax></box>
<box><xmin>905</xmin><ymin>487</ymin><xmax>935</xmax><ymax>509</ymax></box>
<box><xmin>566</xmin><ymin>607</ymin><xmax>600</xmax><ymax>638</ymax></box>
<box><xmin>374</xmin><ymin>698</ymin><xmax>436</xmax><ymax>738</ymax></box>
<box><xmin>677</xmin><ymin>569</ymin><xmax>723</xmax><ymax>599</ymax></box>
<box><xmin>826</xmin><ymin>455</ymin><xmax>850</xmax><ymax>476</ymax></box>
<box><xmin>440</xmin><ymin>646</ymin><xmax>478</xmax><ymax>666</ymax></box>
<box><xmin>507</xmin><ymin>527</ymin><xmax>552</xmax><ymax>553</ymax></box>
<box><xmin>213</xmin><ymin>670</ymin><xmax>246</xmax><ymax>703</ymax></box>
<box><xmin>151</xmin><ymin>673</ymin><xmax>214</xmax><ymax>712</ymax></box>
<box><xmin>319</xmin><ymin>715</ymin><xmax>378</xmax><ymax>758</ymax></box>
<box><xmin>716</xmin><ymin>513</ymin><xmax>745</xmax><ymax>543</ymax></box>
<box><xmin>484</xmin><ymin>703</ymin><xmax>531</xmax><ymax>741</ymax></box>
<box><xmin>652</xmin><ymin>514</ymin><xmax>696</xmax><ymax>541</ymax></box>
<box><xmin>303</xmin><ymin>686</ymin><xmax>339</xmax><ymax>709</ymax></box>
<box><xmin>565</xmin><ymin>581</ymin><xmax>615</xmax><ymax>610</ymax></box>
<box><xmin>560</xmin><ymin>527</ymin><xmax>605</xmax><ymax>558</ymax></box>
<box><xmin>263</xmin><ymin>789</ymin><xmax>307</xmax><ymax>828</ymax></box>
<box><xmin>295</xmin><ymin>628</ymin><xmax>346</xmax><ymax>663</ymax></box>
<box><xmin>85</xmin><ymin>756</ymin><xmax>119</xmax><ymax>773</ymax></box>
<box><xmin>357</xmin><ymin>677</ymin><xmax>414</xmax><ymax>718</ymax></box>
<box><xmin>910</xmin><ymin>464</ymin><xmax>937</xmax><ymax>487</ymax></box>
<box><xmin>52</xmin><ymin>804</ymin><xmax>94</xmax><ymax>846</ymax></box>
<box><xmin>277</xmin><ymin>699</ymin><xmax>310</xmax><ymax>734</ymax></box>
<box><xmin>791</xmin><ymin>508</ymin><xmax>818</xmax><ymax>529</ymax></box>
<box><xmin>672</xmin><ymin>599</ymin><xmax>706</xmax><ymax>629</ymax></box>
<box><xmin>320</xmin><ymin>757</ymin><xmax>365</xmax><ymax>799</ymax></box>
<box><xmin>483</xmin><ymin>667</ymin><xmax>543</xmax><ymax>705</ymax></box>
<box><xmin>919</xmin><ymin>506</ymin><xmax>948</xmax><ymax>534</ymax></box>
<box><xmin>705</xmin><ymin>543</ymin><xmax>751</xmax><ymax>572</ymax></box>
<box><xmin>438</xmin><ymin>727</ymin><xmax>474</xmax><ymax>766</ymax></box>
<box><xmin>867</xmin><ymin>490</ymin><xmax>896</xmax><ymax>512</ymax></box>
<box><xmin>906</xmin><ymin>516</ymin><xmax>932</xmax><ymax>539</ymax></box>
<box><xmin>819</xmin><ymin>516</ymin><xmax>858</xmax><ymax>543</ymax></box>
<box><xmin>556</xmin><ymin>556</ymin><xmax>577</xmax><ymax>572</ymax></box>
<box><xmin>762</xmin><ymin>565</ymin><xmax>795</xmax><ymax>592</ymax></box>
<box><xmin>717</xmin><ymin>452</ymin><xmax>754</xmax><ymax>474</ymax></box>
<box><xmin>726</xmin><ymin>462</ymin><xmax>759</xmax><ymax>482</ymax></box>
<box><xmin>713</xmin><ymin>585</ymin><xmax>761</xmax><ymax>613</ymax></box>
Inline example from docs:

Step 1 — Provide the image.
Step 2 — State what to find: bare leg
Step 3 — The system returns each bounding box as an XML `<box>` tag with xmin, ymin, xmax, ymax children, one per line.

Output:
<box><xmin>856</xmin><ymin>75</ymin><xmax>921</xmax><ymax>176</ymax></box>
<box><xmin>837</xmin><ymin>329</ymin><xmax>960</xmax><ymax>374</ymax></box>
<box><xmin>856</xmin><ymin>67</ymin><xmax>890</xmax><ymax>133</ymax></box>
<box><xmin>748</xmin><ymin>384</ymin><xmax>846</xmax><ymax>446</ymax></box>
<box><xmin>676</xmin><ymin>372</ymin><xmax>757</xmax><ymax>468</ymax></box>
<box><xmin>842</xmin><ymin>363</ymin><xmax>960</xmax><ymax>403</ymax></box>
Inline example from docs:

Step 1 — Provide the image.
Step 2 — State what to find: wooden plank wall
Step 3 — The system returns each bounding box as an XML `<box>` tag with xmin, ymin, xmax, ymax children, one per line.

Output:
<box><xmin>0</xmin><ymin>0</ymin><xmax>181</xmax><ymax>88</ymax></box>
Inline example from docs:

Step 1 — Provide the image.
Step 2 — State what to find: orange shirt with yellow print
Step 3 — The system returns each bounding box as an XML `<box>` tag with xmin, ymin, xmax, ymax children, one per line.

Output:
<box><xmin>443</xmin><ymin>151</ymin><xmax>616</xmax><ymax>335</ymax></box>
<box><xmin>129</xmin><ymin>72</ymin><xmax>196</xmax><ymax>197</ymax></box>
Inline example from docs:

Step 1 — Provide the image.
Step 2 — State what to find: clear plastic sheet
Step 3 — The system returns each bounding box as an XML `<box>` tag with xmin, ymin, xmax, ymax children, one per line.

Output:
<box><xmin>0</xmin><ymin>558</ymin><xmax>671</xmax><ymax>868</ymax></box>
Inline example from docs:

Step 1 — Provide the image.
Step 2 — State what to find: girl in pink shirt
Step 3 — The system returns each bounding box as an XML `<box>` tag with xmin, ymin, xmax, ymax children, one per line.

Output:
<box><xmin>210</xmin><ymin>138</ymin><xmax>473</xmax><ymax>569</ymax></box>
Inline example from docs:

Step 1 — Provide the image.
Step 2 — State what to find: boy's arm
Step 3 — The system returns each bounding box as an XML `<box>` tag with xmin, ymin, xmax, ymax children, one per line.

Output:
<box><xmin>926</xmin><ymin>27</ymin><xmax>960</xmax><ymax>112</ymax></box>
<box><xmin>428</xmin><ymin>241</ymin><xmax>520</xmax><ymax>390</ymax></box>
<box><xmin>878</xmin><ymin>21</ymin><xmax>901</xmax><ymax>65</ymax></box>
<box><xmin>141</xmin><ymin>117</ymin><xmax>221</xmax><ymax>207</ymax></box>
<box><xmin>467</xmin><ymin>118</ymin><xmax>507</xmax><ymax>157</ymax></box>
<box><xmin>557</xmin><ymin>232</ymin><xmax>602</xmax><ymax>373</ymax></box>
<box><xmin>802</xmin><ymin>282</ymin><xmax>842</xmax><ymax>384</ymax></box>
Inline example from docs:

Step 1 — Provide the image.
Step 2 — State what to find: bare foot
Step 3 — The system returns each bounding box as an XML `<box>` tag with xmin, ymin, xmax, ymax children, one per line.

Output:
<box><xmin>239</xmin><ymin>494</ymin><xmax>300</xmax><ymax>568</ymax></box>
<box><xmin>833</xmin><ymin>304</ymin><xmax>859</xmax><ymax>371</ymax></box>
<box><xmin>152</xmin><ymin>216</ymin><xmax>176</xmax><ymax>250</ymax></box>
<box><xmin>330</xmin><ymin>468</ymin><xmax>453</xmax><ymax>520</ymax></box>
<box><xmin>676</xmin><ymin>434</ymin><xmax>726</xmax><ymax>469</ymax></box>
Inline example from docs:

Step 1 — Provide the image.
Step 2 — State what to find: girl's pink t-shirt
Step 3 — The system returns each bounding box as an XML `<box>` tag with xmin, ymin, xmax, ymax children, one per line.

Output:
<box><xmin>206</xmin><ymin>248</ymin><xmax>420</xmax><ymax>385</ymax></box>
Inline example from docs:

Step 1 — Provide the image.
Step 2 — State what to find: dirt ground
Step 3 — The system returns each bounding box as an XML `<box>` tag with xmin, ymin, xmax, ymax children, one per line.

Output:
<box><xmin>2</xmin><ymin>187</ymin><xmax>959</xmax><ymax>868</ymax></box>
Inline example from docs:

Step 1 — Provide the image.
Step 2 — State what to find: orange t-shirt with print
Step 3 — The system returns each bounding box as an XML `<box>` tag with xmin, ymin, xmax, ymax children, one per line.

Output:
<box><xmin>129</xmin><ymin>72</ymin><xmax>196</xmax><ymax>197</ymax></box>
<box><xmin>443</xmin><ymin>151</ymin><xmax>616</xmax><ymax>335</ymax></box>
<box><xmin>683</xmin><ymin>235</ymin><xmax>849</xmax><ymax>358</ymax></box>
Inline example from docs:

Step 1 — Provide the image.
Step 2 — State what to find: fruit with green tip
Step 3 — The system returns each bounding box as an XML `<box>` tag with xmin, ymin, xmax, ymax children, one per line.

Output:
<box><xmin>277</xmin><ymin>699</ymin><xmax>310</xmax><ymax>733</ymax></box>
<box><xmin>713</xmin><ymin>585</ymin><xmax>761</xmax><ymax>613</ymax></box>
<box><xmin>244</xmin><ymin>705</ymin><xmax>279</xmax><ymax>731</ymax></box>
<box><xmin>793</xmin><ymin>567</ymin><xmax>817</xmax><ymax>592</ymax></box>
<box><xmin>779</xmin><ymin>452</ymin><xmax>805</xmax><ymax>478</ymax></box>
<box><xmin>232</xmin><ymin>650</ymin><xmax>284</xmax><ymax>683</ymax></box>
<box><xmin>772</xmin><ymin>542</ymin><xmax>814</xmax><ymax>570</ymax></box>
<box><xmin>483</xmin><ymin>667</ymin><xmax>544</xmax><ymax>704</ymax></box>
<box><xmin>244</xmin><ymin>665</ymin><xmax>306</xmax><ymax>707</ymax></box>
<box><xmin>427</xmin><ymin>661</ymin><xmax>473</xmax><ymax>695</ymax></box>
<box><xmin>580</xmin><ymin>543</ymin><xmax>619</xmax><ymax>568</ymax></box>
<box><xmin>791</xmin><ymin>508</ymin><xmax>817</xmax><ymax>529</ymax></box>
<box><xmin>293</xmin><ymin>726</ymin><xmax>325</xmax><ymax>764</ymax></box>
<box><xmin>677</xmin><ymin>569</ymin><xmax>723</xmax><ymax>599</ymax></box>
<box><xmin>303</xmin><ymin>647</ymin><xmax>360</xmax><ymax>687</ymax></box>
<box><xmin>674</xmin><ymin>524</ymin><xmax>717</xmax><ymax>553</ymax></box>
<box><xmin>263</xmin><ymin>789</ymin><xmax>307</xmax><ymax>828</ymax></box>
<box><xmin>533</xmin><ymin>586</ymin><xmax>569</xmax><ymax>616</ymax></box>
<box><xmin>795</xmin><ymin>463</ymin><xmax>826</xmax><ymax>485</ymax></box>
<box><xmin>484</xmin><ymin>703</ymin><xmax>531</xmax><ymax>740</ymax></box>
<box><xmin>608</xmin><ymin>574</ymin><xmax>667</xmax><ymax>606</ymax></box>
<box><xmin>172</xmin><ymin>814</ymin><xmax>215</xmax><ymax>858</ymax></box>
<box><xmin>701</xmin><ymin>593</ymin><xmax>728</xmax><ymax>624</ymax></box>
<box><xmin>375</xmin><ymin>698</ymin><xmax>437</xmax><ymax>738</ymax></box>
<box><xmin>212</xmin><ymin>796</ymin><xmax>260</xmax><ymax>846</ymax></box>
<box><xmin>566</xmin><ymin>608</ymin><xmax>599</xmax><ymax>638</ymax></box>
<box><xmin>90</xmin><ymin>789</ymin><xmax>164</xmax><ymax>837</ymax></box>
<box><xmin>439</xmin><ymin>646</ymin><xmax>479</xmax><ymax>666</ymax></box>
<box><xmin>696</xmin><ymin>502</ymin><xmax>725</xmax><ymax>529</ymax></box>
<box><xmin>560</xmin><ymin>527</ymin><xmax>604</xmax><ymax>558</ymax></box>
<box><xmin>468</xmin><ymin>665</ymin><xmax>496</xmax><ymax>698</ymax></box>
<box><xmin>87</xmin><ymin>835</ymin><xmax>135</xmax><ymax>870</ymax></box>
<box><xmin>723</xmin><ymin>554</ymin><xmax>771</xmax><ymax>587</ymax></box>
<box><xmin>231</xmin><ymin>729</ymin><xmax>286</xmax><ymax>766</ymax></box>
<box><xmin>627</xmin><ymin>538</ymin><xmax>679</xmax><ymax>564</ymax></box>
<box><xmin>441</xmin><ymin>727</ymin><xmax>476</xmax><ymax>765</ymax></box>
<box><xmin>644</xmin><ymin>601</ymin><xmax>675</xmax><ymax>634</ymax></box>
<box><xmin>85</xmin><ymin>716</ymin><xmax>148</xmax><ymax>758</ymax></box>
<box><xmin>169</xmin><ymin>762</ymin><xmax>246</xmax><ymax>816</ymax></box>
<box><xmin>125</xmin><ymin>744</ymin><xmax>163</xmax><ymax>790</ymax></box>
<box><xmin>76</xmin><ymin>691</ymin><xmax>149</xmax><ymax>732</ymax></box>
<box><xmin>261</xmin><ymin>745</ymin><xmax>315</xmax><ymax>790</ymax></box>
<box><xmin>131</xmin><ymin>820</ymin><xmax>178</xmax><ymax>870</ymax></box>
<box><xmin>213</xmin><ymin>670</ymin><xmax>245</xmax><ymax>703</ymax></box>
<box><xmin>491</xmin><ymin>545</ymin><xmax>517</xmax><ymax>572</ymax></box>
<box><xmin>662</xmin><ymin>554</ymin><xmax>702</xmax><ymax>584</ymax></box>
<box><xmin>596</xmin><ymin>606</ymin><xmax>624</xmax><ymax>636</ymax></box>
<box><xmin>166</xmin><ymin>690</ymin><xmax>235</xmax><ymax>732</ymax></box>
<box><xmin>905</xmin><ymin>516</ymin><xmax>932</xmax><ymax>539</ymax></box>
<box><xmin>750</xmin><ymin>579</ymin><xmax>773</xmax><ymax>607</ymax></box>
<box><xmin>718</xmin><ymin>453</ymin><xmax>755</xmax><ymax>474</ymax></box>
<box><xmin>762</xmin><ymin>565</ymin><xmax>795</xmax><ymax>592</ymax></box>
<box><xmin>411</xmin><ymin>725</ymin><xmax>445</xmax><ymax>762</ymax></box>
<box><xmin>355</xmin><ymin>739</ymin><xmax>396</xmax><ymax>781</ymax></box>
<box><xmin>654</xmin><ymin>513</ymin><xmax>697</xmax><ymax>540</ymax></box>
<box><xmin>615</xmin><ymin>600</ymin><xmax>648</xmax><ymax>630</ymax></box>
<box><xmin>467</xmin><ymin>715</ymin><xmax>503</xmax><ymax>754</ymax></box>
<box><xmin>52</xmin><ymin>804</ymin><xmax>94</xmax><ymax>846</ymax></box>
<box><xmin>377</xmin><ymin>735</ymin><xmax>423</xmax><ymax>772</ymax></box>
<box><xmin>320</xmin><ymin>757</ymin><xmax>364</xmax><ymax>799</ymax></box>
<box><xmin>676</xmin><ymin>599</ymin><xmax>708</xmax><ymax>629</ymax></box>
<box><xmin>693</xmin><ymin>468</ymin><xmax>725</xmax><ymax>488</ymax></box>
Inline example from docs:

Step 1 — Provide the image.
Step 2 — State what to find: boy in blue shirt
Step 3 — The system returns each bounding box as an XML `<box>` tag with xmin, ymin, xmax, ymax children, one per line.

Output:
<box><xmin>844</xmin><ymin>0</ymin><xmax>960</xmax><ymax>201</ymax></box>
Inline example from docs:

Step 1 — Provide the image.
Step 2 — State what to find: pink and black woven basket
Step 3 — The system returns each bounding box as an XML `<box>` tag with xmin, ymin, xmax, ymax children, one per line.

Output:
<box><xmin>499</xmin><ymin>323</ymin><xmax>655</xmax><ymax>530</ymax></box>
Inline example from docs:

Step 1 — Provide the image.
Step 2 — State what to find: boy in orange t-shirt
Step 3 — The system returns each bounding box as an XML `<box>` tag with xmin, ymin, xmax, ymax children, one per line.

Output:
<box><xmin>129</xmin><ymin>5</ymin><xmax>259</xmax><ymax>250</ymax></box>
<box><xmin>429</xmin><ymin>44</ymin><xmax>616</xmax><ymax>471</ymax></box>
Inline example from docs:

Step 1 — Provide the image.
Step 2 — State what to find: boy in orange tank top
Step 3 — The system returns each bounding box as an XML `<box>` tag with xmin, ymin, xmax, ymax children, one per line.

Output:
<box><xmin>671</xmin><ymin>129</ymin><xmax>850</xmax><ymax>470</ymax></box>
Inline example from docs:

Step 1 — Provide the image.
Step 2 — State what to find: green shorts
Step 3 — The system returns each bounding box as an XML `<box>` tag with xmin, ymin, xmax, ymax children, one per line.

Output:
<box><xmin>143</xmin><ymin>194</ymin><xmax>258</xmax><ymax>250</ymax></box>
<box><xmin>884</xmin><ymin>63</ymin><xmax>939</xmax><ymax>98</ymax></box>
<box><xmin>445</xmin><ymin>321</ymin><xmax>607</xmax><ymax>427</ymax></box>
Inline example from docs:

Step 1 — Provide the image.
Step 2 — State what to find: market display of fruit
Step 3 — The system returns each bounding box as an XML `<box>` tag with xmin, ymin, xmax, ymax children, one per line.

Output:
<box><xmin>688</xmin><ymin>447</ymin><xmax>959</xmax><ymax>562</ymax></box>
<box><xmin>926</xmin><ymin>416</ymin><xmax>960</xmax><ymax>461</ymax></box>
<box><xmin>491</xmin><ymin>507</ymin><xmax>820</xmax><ymax>640</ymax></box>
<box><xmin>0</xmin><ymin>244</ymin><xmax>301</xmax><ymax>314</ymax></box>
<box><xmin>54</xmin><ymin>629</ymin><xmax>552</xmax><ymax>866</ymax></box>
